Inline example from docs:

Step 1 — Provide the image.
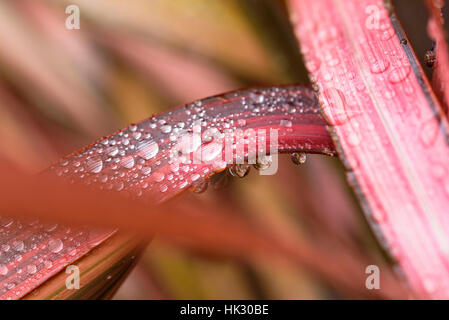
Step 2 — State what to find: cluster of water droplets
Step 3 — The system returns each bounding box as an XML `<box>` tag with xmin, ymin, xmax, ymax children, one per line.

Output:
<box><xmin>0</xmin><ymin>85</ymin><xmax>323</xmax><ymax>298</ymax></box>
<box><xmin>49</xmin><ymin>85</ymin><xmax>320</xmax><ymax>201</ymax></box>
<box><xmin>0</xmin><ymin>217</ymin><xmax>89</xmax><ymax>297</ymax></box>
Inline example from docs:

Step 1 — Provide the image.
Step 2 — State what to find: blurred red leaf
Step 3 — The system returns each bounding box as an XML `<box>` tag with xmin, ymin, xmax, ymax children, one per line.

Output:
<box><xmin>426</xmin><ymin>0</ymin><xmax>449</xmax><ymax>117</ymax></box>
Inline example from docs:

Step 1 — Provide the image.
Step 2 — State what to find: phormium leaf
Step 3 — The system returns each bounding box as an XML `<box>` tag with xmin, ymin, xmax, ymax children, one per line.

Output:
<box><xmin>290</xmin><ymin>0</ymin><xmax>449</xmax><ymax>298</ymax></box>
<box><xmin>0</xmin><ymin>85</ymin><xmax>335</xmax><ymax>299</ymax></box>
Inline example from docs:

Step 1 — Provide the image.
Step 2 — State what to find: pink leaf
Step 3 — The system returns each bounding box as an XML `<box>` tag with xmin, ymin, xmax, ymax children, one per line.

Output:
<box><xmin>290</xmin><ymin>0</ymin><xmax>449</xmax><ymax>298</ymax></box>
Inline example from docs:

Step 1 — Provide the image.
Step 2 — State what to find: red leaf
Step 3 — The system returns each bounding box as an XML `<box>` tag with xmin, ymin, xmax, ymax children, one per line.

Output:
<box><xmin>289</xmin><ymin>0</ymin><xmax>449</xmax><ymax>298</ymax></box>
<box><xmin>0</xmin><ymin>85</ymin><xmax>334</xmax><ymax>299</ymax></box>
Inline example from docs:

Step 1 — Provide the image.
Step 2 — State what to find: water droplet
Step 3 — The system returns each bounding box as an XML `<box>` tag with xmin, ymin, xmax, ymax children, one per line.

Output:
<box><xmin>86</xmin><ymin>158</ymin><xmax>103</xmax><ymax>174</ymax></box>
<box><xmin>132</xmin><ymin>132</ymin><xmax>142</xmax><ymax>140</ymax></box>
<box><xmin>280</xmin><ymin>119</ymin><xmax>292</xmax><ymax>127</ymax></box>
<box><xmin>380</xmin><ymin>27</ymin><xmax>395</xmax><ymax>40</ymax></box>
<box><xmin>370</xmin><ymin>59</ymin><xmax>390</xmax><ymax>74</ymax></box>
<box><xmin>0</xmin><ymin>265</ymin><xmax>8</xmax><ymax>276</ymax></box>
<box><xmin>347</xmin><ymin>131</ymin><xmax>361</xmax><ymax>146</ymax></box>
<box><xmin>106</xmin><ymin>146</ymin><xmax>118</xmax><ymax>157</ymax></box>
<box><xmin>48</xmin><ymin>239</ymin><xmax>63</xmax><ymax>253</ymax></box>
<box><xmin>177</xmin><ymin>133</ymin><xmax>201</xmax><ymax>154</ymax></box>
<box><xmin>250</xmin><ymin>93</ymin><xmax>264</xmax><ymax>104</ymax></box>
<box><xmin>237</xmin><ymin>119</ymin><xmax>247</xmax><ymax>127</ymax></box>
<box><xmin>420</xmin><ymin>118</ymin><xmax>440</xmax><ymax>147</ymax></box>
<box><xmin>229</xmin><ymin>164</ymin><xmax>250</xmax><ymax>178</ymax></box>
<box><xmin>141</xmin><ymin>166</ymin><xmax>152</xmax><ymax>176</ymax></box>
<box><xmin>306</xmin><ymin>57</ymin><xmax>321</xmax><ymax>72</ymax></box>
<box><xmin>291</xmin><ymin>153</ymin><xmax>307</xmax><ymax>165</ymax></box>
<box><xmin>153</xmin><ymin>172</ymin><xmax>165</xmax><ymax>182</ymax></box>
<box><xmin>121</xmin><ymin>156</ymin><xmax>135</xmax><ymax>169</ymax></box>
<box><xmin>254</xmin><ymin>155</ymin><xmax>272</xmax><ymax>171</ymax></box>
<box><xmin>388</xmin><ymin>65</ymin><xmax>411</xmax><ymax>84</ymax></box>
<box><xmin>198</xmin><ymin>142</ymin><xmax>222</xmax><ymax>162</ymax></box>
<box><xmin>321</xmin><ymin>88</ymin><xmax>359</xmax><ymax>125</ymax></box>
<box><xmin>27</xmin><ymin>264</ymin><xmax>37</xmax><ymax>275</ymax></box>
<box><xmin>12</xmin><ymin>241</ymin><xmax>24</xmax><ymax>252</ymax></box>
<box><xmin>161</xmin><ymin>125</ymin><xmax>172</xmax><ymax>134</ymax></box>
<box><xmin>136</xmin><ymin>141</ymin><xmax>159</xmax><ymax>160</ymax></box>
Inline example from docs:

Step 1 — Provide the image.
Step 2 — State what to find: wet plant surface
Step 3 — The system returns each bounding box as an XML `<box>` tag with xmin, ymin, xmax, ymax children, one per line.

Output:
<box><xmin>0</xmin><ymin>0</ymin><xmax>448</xmax><ymax>300</ymax></box>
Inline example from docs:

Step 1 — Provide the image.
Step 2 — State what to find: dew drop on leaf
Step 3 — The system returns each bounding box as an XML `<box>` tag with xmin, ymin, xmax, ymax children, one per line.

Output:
<box><xmin>27</xmin><ymin>265</ymin><xmax>37</xmax><ymax>275</ymax></box>
<box><xmin>253</xmin><ymin>155</ymin><xmax>272</xmax><ymax>171</ymax></box>
<box><xmin>420</xmin><ymin>118</ymin><xmax>440</xmax><ymax>147</ymax></box>
<box><xmin>291</xmin><ymin>153</ymin><xmax>307</xmax><ymax>165</ymax></box>
<box><xmin>48</xmin><ymin>239</ymin><xmax>63</xmax><ymax>254</ymax></box>
<box><xmin>0</xmin><ymin>265</ymin><xmax>8</xmax><ymax>276</ymax></box>
<box><xmin>229</xmin><ymin>164</ymin><xmax>251</xmax><ymax>178</ymax></box>
<box><xmin>12</xmin><ymin>241</ymin><xmax>24</xmax><ymax>252</ymax></box>
<box><xmin>388</xmin><ymin>65</ymin><xmax>411</xmax><ymax>84</ymax></box>
<box><xmin>370</xmin><ymin>59</ymin><xmax>390</xmax><ymax>74</ymax></box>
<box><xmin>136</xmin><ymin>141</ymin><xmax>159</xmax><ymax>160</ymax></box>
<box><xmin>280</xmin><ymin>119</ymin><xmax>292</xmax><ymax>127</ymax></box>
<box><xmin>86</xmin><ymin>158</ymin><xmax>103</xmax><ymax>174</ymax></box>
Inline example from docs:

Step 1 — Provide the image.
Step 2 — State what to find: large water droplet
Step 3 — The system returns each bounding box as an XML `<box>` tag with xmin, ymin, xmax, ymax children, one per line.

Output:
<box><xmin>321</xmin><ymin>88</ymin><xmax>360</xmax><ymax>125</ymax></box>
<box><xmin>121</xmin><ymin>156</ymin><xmax>135</xmax><ymax>169</ymax></box>
<box><xmin>48</xmin><ymin>239</ymin><xmax>63</xmax><ymax>253</ymax></box>
<box><xmin>86</xmin><ymin>158</ymin><xmax>103</xmax><ymax>174</ymax></box>
<box><xmin>106</xmin><ymin>146</ymin><xmax>119</xmax><ymax>157</ymax></box>
<box><xmin>12</xmin><ymin>241</ymin><xmax>24</xmax><ymax>252</ymax></box>
<box><xmin>229</xmin><ymin>164</ymin><xmax>250</xmax><ymax>178</ymax></box>
<box><xmin>198</xmin><ymin>142</ymin><xmax>223</xmax><ymax>162</ymax></box>
<box><xmin>177</xmin><ymin>133</ymin><xmax>201</xmax><ymax>154</ymax></box>
<box><xmin>153</xmin><ymin>172</ymin><xmax>165</xmax><ymax>183</ymax></box>
<box><xmin>254</xmin><ymin>155</ymin><xmax>272</xmax><ymax>171</ymax></box>
<box><xmin>291</xmin><ymin>153</ymin><xmax>307</xmax><ymax>165</ymax></box>
<box><xmin>388</xmin><ymin>65</ymin><xmax>411</xmax><ymax>84</ymax></box>
<box><xmin>370</xmin><ymin>59</ymin><xmax>390</xmax><ymax>74</ymax></box>
<box><xmin>136</xmin><ymin>141</ymin><xmax>159</xmax><ymax>160</ymax></box>
<box><xmin>420</xmin><ymin>118</ymin><xmax>439</xmax><ymax>147</ymax></box>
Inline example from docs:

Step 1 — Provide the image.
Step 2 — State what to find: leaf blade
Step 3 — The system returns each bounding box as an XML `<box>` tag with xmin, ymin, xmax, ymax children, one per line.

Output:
<box><xmin>0</xmin><ymin>85</ymin><xmax>335</xmax><ymax>299</ymax></box>
<box><xmin>289</xmin><ymin>0</ymin><xmax>449</xmax><ymax>298</ymax></box>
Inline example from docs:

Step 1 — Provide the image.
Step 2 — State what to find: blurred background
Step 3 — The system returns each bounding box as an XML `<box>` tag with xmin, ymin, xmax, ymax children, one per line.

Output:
<box><xmin>0</xmin><ymin>0</ymin><xmax>441</xmax><ymax>299</ymax></box>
